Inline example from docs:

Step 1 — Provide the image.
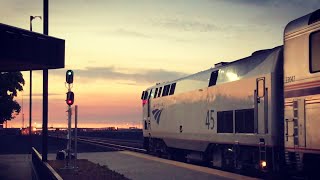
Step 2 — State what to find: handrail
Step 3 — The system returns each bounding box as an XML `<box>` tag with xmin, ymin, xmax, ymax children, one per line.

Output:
<box><xmin>31</xmin><ymin>147</ymin><xmax>63</xmax><ymax>180</ymax></box>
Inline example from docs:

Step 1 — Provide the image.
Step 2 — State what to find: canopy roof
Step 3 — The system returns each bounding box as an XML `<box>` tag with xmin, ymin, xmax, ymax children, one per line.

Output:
<box><xmin>0</xmin><ymin>23</ymin><xmax>65</xmax><ymax>72</ymax></box>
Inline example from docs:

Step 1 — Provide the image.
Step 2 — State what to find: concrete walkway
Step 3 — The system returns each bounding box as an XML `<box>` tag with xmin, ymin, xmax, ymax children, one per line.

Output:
<box><xmin>0</xmin><ymin>154</ymin><xmax>33</xmax><ymax>180</ymax></box>
<box><xmin>49</xmin><ymin>151</ymin><xmax>259</xmax><ymax>180</ymax></box>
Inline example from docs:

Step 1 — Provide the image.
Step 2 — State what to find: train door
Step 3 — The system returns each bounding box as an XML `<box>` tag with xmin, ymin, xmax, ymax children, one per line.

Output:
<box><xmin>255</xmin><ymin>77</ymin><xmax>268</xmax><ymax>134</ymax></box>
<box><xmin>293</xmin><ymin>99</ymin><xmax>306</xmax><ymax>147</ymax></box>
<box><xmin>285</xmin><ymin>99</ymin><xmax>306</xmax><ymax>148</ymax></box>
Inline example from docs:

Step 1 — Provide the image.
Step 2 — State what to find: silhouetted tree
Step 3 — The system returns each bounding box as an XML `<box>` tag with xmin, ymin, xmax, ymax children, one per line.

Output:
<box><xmin>0</xmin><ymin>72</ymin><xmax>25</xmax><ymax>124</ymax></box>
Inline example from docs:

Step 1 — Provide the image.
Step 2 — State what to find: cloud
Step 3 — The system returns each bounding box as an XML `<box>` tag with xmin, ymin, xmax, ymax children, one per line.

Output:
<box><xmin>45</xmin><ymin>67</ymin><xmax>188</xmax><ymax>85</ymax></box>
<box><xmin>223</xmin><ymin>0</ymin><xmax>320</xmax><ymax>9</ymax></box>
<box><xmin>75</xmin><ymin>67</ymin><xmax>188</xmax><ymax>84</ymax></box>
<box><xmin>114</xmin><ymin>29</ymin><xmax>151</xmax><ymax>38</ymax></box>
<box><xmin>151</xmin><ymin>17</ymin><xmax>221</xmax><ymax>32</ymax></box>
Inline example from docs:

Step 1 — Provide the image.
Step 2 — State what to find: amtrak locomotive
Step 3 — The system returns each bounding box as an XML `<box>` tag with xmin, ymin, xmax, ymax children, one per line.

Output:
<box><xmin>141</xmin><ymin>9</ymin><xmax>320</xmax><ymax>174</ymax></box>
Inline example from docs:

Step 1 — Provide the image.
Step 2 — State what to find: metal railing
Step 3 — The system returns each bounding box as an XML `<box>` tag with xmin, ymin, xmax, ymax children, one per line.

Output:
<box><xmin>31</xmin><ymin>147</ymin><xmax>63</xmax><ymax>180</ymax></box>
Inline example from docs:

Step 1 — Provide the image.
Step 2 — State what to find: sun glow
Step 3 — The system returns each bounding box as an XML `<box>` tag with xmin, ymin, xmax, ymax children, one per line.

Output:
<box><xmin>226</xmin><ymin>72</ymin><xmax>240</xmax><ymax>81</ymax></box>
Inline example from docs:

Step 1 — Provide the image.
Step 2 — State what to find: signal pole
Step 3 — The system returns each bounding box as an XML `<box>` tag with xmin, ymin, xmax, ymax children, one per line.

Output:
<box><xmin>67</xmin><ymin>90</ymin><xmax>72</xmax><ymax>168</ymax></box>
<box><xmin>65</xmin><ymin>70</ymin><xmax>74</xmax><ymax>169</ymax></box>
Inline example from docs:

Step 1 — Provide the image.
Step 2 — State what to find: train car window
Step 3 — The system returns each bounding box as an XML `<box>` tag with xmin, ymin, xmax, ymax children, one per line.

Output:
<box><xmin>154</xmin><ymin>88</ymin><xmax>158</xmax><ymax>98</ymax></box>
<box><xmin>169</xmin><ymin>83</ymin><xmax>176</xmax><ymax>95</ymax></box>
<box><xmin>217</xmin><ymin>111</ymin><xmax>233</xmax><ymax>133</ymax></box>
<box><xmin>162</xmin><ymin>85</ymin><xmax>170</xmax><ymax>96</ymax></box>
<box><xmin>235</xmin><ymin>109</ymin><xmax>254</xmax><ymax>133</ymax></box>
<box><xmin>158</xmin><ymin>87</ymin><xmax>163</xmax><ymax>97</ymax></box>
<box><xmin>310</xmin><ymin>30</ymin><xmax>320</xmax><ymax>73</ymax></box>
<box><xmin>141</xmin><ymin>91</ymin><xmax>145</xmax><ymax>100</ymax></box>
<box><xmin>208</xmin><ymin>70</ymin><xmax>219</xmax><ymax>87</ymax></box>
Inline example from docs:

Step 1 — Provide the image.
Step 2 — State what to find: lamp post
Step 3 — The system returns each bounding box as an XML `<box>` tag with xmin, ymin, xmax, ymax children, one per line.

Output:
<box><xmin>30</xmin><ymin>16</ymin><xmax>41</xmax><ymax>31</ymax></box>
<box><xmin>29</xmin><ymin>15</ymin><xmax>41</xmax><ymax>152</ymax></box>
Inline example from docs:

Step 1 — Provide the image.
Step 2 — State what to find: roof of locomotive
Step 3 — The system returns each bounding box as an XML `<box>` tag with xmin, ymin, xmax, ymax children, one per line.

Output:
<box><xmin>146</xmin><ymin>46</ymin><xmax>283</xmax><ymax>91</ymax></box>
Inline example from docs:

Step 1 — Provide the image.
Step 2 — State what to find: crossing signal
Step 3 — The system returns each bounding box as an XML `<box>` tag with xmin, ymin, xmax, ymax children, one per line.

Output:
<box><xmin>66</xmin><ymin>70</ymin><xmax>74</xmax><ymax>84</ymax></box>
<box><xmin>66</xmin><ymin>92</ymin><xmax>74</xmax><ymax>105</ymax></box>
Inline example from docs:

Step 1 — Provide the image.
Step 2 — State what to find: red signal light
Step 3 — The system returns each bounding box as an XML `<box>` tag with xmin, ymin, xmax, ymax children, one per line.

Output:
<box><xmin>66</xmin><ymin>92</ymin><xmax>74</xmax><ymax>105</ymax></box>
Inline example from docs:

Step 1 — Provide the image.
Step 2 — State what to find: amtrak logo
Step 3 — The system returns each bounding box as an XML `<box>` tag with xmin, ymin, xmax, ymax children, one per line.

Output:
<box><xmin>152</xmin><ymin>108</ymin><xmax>163</xmax><ymax>124</ymax></box>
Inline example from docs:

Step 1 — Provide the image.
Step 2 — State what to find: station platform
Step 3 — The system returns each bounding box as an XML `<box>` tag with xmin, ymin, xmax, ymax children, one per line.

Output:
<box><xmin>0</xmin><ymin>154</ymin><xmax>33</xmax><ymax>180</ymax></box>
<box><xmin>49</xmin><ymin>151</ymin><xmax>260</xmax><ymax>180</ymax></box>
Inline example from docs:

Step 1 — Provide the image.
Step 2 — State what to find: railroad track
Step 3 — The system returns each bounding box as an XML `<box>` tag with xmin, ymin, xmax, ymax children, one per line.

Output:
<box><xmin>49</xmin><ymin>135</ymin><xmax>146</xmax><ymax>153</ymax></box>
<box><xmin>77</xmin><ymin>136</ymin><xmax>143</xmax><ymax>148</ymax></box>
<box><xmin>76</xmin><ymin>137</ymin><xmax>146</xmax><ymax>153</ymax></box>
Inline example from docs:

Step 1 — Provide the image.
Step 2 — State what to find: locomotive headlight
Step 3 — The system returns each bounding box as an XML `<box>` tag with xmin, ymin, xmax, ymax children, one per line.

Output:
<box><xmin>261</xmin><ymin>161</ymin><xmax>267</xmax><ymax>168</ymax></box>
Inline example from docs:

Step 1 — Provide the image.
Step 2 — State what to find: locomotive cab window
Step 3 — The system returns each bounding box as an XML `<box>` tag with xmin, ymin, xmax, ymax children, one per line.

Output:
<box><xmin>158</xmin><ymin>87</ymin><xmax>163</xmax><ymax>97</ymax></box>
<box><xmin>148</xmin><ymin>89</ymin><xmax>153</xmax><ymax>99</ymax></box>
<box><xmin>143</xmin><ymin>91</ymin><xmax>149</xmax><ymax>100</ymax></box>
<box><xmin>141</xmin><ymin>91</ymin><xmax>145</xmax><ymax>100</ymax></box>
<box><xmin>162</xmin><ymin>85</ymin><xmax>170</xmax><ymax>96</ymax></box>
<box><xmin>310</xmin><ymin>30</ymin><xmax>320</xmax><ymax>73</ymax></box>
<box><xmin>154</xmin><ymin>88</ymin><xmax>158</xmax><ymax>98</ymax></box>
<box><xmin>169</xmin><ymin>83</ymin><xmax>176</xmax><ymax>95</ymax></box>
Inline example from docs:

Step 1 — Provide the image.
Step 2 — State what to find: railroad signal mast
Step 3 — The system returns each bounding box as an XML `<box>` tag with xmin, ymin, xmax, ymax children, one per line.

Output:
<box><xmin>65</xmin><ymin>70</ymin><xmax>74</xmax><ymax>169</ymax></box>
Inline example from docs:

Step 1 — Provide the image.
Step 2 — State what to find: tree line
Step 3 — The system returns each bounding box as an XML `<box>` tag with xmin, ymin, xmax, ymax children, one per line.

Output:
<box><xmin>0</xmin><ymin>72</ymin><xmax>24</xmax><ymax>125</ymax></box>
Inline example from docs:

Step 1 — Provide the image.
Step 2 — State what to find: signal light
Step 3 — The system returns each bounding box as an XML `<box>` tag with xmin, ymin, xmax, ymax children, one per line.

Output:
<box><xmin>66</xmin><ymin>92</ymin><xmax>74</xmax><ymax>105</ymax></box>
<box><xmin>66</xmin><ymin>70</ymin><xmax>74</xmax><ymax>84</ymax></box>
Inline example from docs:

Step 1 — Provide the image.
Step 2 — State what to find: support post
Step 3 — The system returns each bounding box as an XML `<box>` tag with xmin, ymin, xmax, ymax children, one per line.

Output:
<box><xmin>29</xmin><ymin>70</ymin><xmax>32</xmax><ymax>152</ymax></box>
<box><xmin>42</xmin><ymin>0</ymin><xmax>49</xmax><ymax>162</ymax></box>
<box><xmin>67</xmin><ymin>105</ymin><xmax>72</xmax><ymax>167</ymax></box>
<box><xmin>75</xmin><ymin>105</ymin><xmax>78</xmax><ymax>168</ymax></box>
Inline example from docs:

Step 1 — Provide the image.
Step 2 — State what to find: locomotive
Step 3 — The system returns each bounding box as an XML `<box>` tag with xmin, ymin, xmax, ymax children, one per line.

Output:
<box><xmin>141</xmin><ymin>9</ymin><xmax>320</xmax><ymax>174</ymax></box>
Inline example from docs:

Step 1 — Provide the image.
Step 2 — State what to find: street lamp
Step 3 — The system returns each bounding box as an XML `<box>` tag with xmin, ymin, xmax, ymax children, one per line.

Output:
<box><xmin>29</xmin><ymin>15</ymin><xmax>41</xmax><ymax>151</ymax></box>
<box><xmin>30</xmin><ymin>16</ymin><xmax>42</xmax><ymax>31</ymax></box>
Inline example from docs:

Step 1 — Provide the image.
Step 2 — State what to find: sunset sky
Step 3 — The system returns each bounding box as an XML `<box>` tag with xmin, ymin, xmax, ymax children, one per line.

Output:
<box><xmin>1</xmin><ymin>0</ymin><xmax>320</xmax><ymax>128</ymax></box>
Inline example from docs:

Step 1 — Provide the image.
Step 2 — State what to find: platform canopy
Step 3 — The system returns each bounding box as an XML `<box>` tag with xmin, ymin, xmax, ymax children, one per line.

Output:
<box><xmin>0</xmin><ymin>23</ymin><xmax>65</xmax><ymax>72</ymax></box>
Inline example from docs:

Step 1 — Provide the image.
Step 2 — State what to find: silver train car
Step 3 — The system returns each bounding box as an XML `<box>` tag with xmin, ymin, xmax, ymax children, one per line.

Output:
<box><xmin>141</xmin><ymin>9</ymin><xmax>320</xmax><ymax>173</ymax></box>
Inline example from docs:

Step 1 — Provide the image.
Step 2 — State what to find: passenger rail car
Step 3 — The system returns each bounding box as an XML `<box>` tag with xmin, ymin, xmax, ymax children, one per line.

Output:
<box><xmin>141</xmin><ymin>9</ymin><xmax>320</xmax><ymax>173</ymax></box>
